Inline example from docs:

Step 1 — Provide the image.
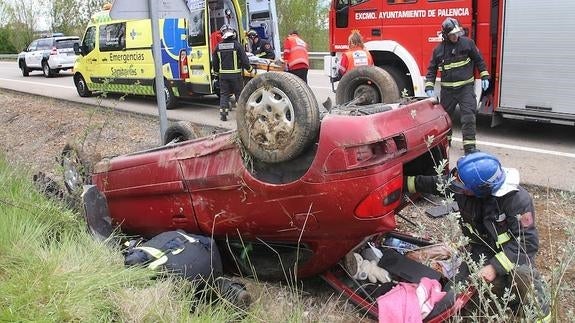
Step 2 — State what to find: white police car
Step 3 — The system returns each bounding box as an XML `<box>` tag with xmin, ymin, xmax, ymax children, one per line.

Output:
<box><xmin>17</xmin><ymin>34</ymin><xmax>80</xmax><ymax>77</ymax></box>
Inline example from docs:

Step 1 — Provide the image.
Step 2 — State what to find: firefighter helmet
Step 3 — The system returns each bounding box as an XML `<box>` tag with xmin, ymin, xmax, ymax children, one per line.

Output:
<box><xmin>456</xmin><ymin>152</ymin><xmax>506</xmax><ymax>197</ymax></box>
<box><xmin>220</xmin><ymin>25</ymin><xmax>236</xmax><ymax>40</ymax></box>
<box><xmin>441</xmin><ymin>18</ymin><xmax>463</xmax><ymax>40</ymax></box>
<box><xmin>247</xmin><ymin>29</ymin><xmax>259</xmax><ymax>39</ymax></box>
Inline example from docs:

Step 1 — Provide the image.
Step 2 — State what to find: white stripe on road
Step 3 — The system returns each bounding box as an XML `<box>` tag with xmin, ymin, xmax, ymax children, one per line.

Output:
<box><xmin>0</xmin><ymin>78</ymin><xmax>75</xmax><ymax>89</ymax></box>
<box><xmin>452</xmin><ymin>137</ymin><xmax>575</xmax><ymax>158</ymax></box>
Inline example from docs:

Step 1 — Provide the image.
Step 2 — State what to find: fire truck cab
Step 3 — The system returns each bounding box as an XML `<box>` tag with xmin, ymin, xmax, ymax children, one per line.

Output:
<box><xmin>326</xmin><ymin>0</ymin><xmax>575</xmax><ymax>126</ymax></box>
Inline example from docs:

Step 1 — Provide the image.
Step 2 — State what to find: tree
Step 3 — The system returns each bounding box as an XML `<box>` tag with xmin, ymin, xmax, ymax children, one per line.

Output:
<box><xmin>276</xmin><ymin>0</ymin><xmax>329</xmax><ymax>52</ymax></box>
<box><xmin>3</xmin><ymin>0</ymin><xmax>40</xmax><ymax>52</ymax></box>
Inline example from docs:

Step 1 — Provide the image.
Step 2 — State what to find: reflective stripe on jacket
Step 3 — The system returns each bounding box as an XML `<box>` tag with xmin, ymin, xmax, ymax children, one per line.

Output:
<box><xmin>212</xmin><ymin>39</ymin><xmax>251</xmax><ymax>79</ymax></box>
<box><xmin>425</xmin><ymin>36</ymin><xmax>489</xmax><ymax>91</ymax></box>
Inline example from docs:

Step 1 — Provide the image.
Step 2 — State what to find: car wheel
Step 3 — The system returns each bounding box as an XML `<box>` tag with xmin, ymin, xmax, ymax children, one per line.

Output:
<box><xmin>164</xmin><ymin>81</ymin><xmax>178</xmax><ymax>110</ymax></box>
<box><xmin>75</xmin><ymin>74</ymin><xmax>92</xmax><ymax>97</ymax></box>
<box><xmin>42</xmin><ymin>61</ymin><xmax>53</xmax><ymax>78</ymax></box>
<box><xmin>236</xmin><ymin>72</ymin><xmax>320</xmax><ymax>163</ymax></box>
<box><xmin>335</xmin><ymin>66</ymin><xmax>400</xmax><ymax>105</ymax></box>
<box><xmin>163</xmin><ymin>120</ymin><xmax>201</xmax><ymax>145</ymax></box>
<box><xmin>60</xmin><ymin>143</ymin><xmax>92</xmax><ymax>196</ymax></box>
<box><xmin>19</xmin><ymin>60</ymin><xmax>30</xmax><ymax>77</ymax></box>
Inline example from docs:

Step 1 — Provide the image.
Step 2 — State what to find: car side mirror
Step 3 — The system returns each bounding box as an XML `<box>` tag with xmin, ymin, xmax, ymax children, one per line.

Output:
<box><xmin>73</xmin><ymin>43</ymin><xmax>82</xmax><ymax>55</ymax></box>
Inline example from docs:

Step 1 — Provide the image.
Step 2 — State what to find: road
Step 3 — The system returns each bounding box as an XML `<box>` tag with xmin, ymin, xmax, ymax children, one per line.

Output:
<box><xmin>1</xmin><ymin>61</ymin><xmax>574</xmax><ymax>191</ymax></box>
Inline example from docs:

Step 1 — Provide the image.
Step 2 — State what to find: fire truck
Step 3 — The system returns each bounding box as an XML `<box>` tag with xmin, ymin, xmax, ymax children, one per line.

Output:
<box><xmin>325</xmin><ymin>0</ymin><xmax>575</xmax><ymax>126</ymax></box>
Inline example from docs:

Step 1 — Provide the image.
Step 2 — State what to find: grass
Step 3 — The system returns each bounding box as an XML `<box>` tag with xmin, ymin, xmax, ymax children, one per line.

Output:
<box><xmin>0</xmin><ymin>156</ymin><xmax>364</xmax><ymax>322</ymax></box>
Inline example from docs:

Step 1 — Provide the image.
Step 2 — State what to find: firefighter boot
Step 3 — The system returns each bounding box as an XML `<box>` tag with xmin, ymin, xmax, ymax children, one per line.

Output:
<box><xmin>219</xmin><ymin>107</ymin><xmax>228</xmax><ymax>122</ymax></box>
<box><xmin>229</xmin><ymin>96</ymin><xmax>236</xmax><ymax>110</ymax></box>
<box><xmin>215</xmin><ymin>277</ymin><xmax>252</xmax><ymax>310</ymax></box>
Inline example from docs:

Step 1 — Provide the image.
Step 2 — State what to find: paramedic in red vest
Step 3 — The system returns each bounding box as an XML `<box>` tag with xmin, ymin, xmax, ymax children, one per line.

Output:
<box><xmin>282</xmin><ymin>30</ymin><xmax>309</xmax><ymax>83</ymax></box>
<box><xmin>338</xmin><ymin>31</ymin><xmax>373</xmax><ymax>78</ymax></box>
<box><xmin>425</xmin><ymin>17</ymin><xmax>490</xmax><ymax>155</ymax></box>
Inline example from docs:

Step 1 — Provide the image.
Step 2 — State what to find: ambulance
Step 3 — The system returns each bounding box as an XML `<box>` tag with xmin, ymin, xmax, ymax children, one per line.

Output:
<box><xmin>73</xmin><ymin>0</ymin><xmax>280</xmax><ymax>109</ymax></box>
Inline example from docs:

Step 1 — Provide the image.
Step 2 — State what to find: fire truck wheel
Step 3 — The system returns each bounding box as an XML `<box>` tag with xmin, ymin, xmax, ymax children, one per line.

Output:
<box><xmin>60</xmin><ymin>143</ymin><xmax>93</xmax><ymax>196</ymax></box>
<box><xmin>163</xmin><ymin>121</ymin><xmax>201</xmax><ymax>145</ymax></box>
<box><xmin>335</xmin><ymin>66</ymin><xmax>400</xmax><ymax>105</ymax></box>
<box><xmin>237</xmin><ymin>72</ymin><xmax>320</xmax><ymax>163</ymax></box>
<box><xmin>381</xmin><ymin>65</ymin><xmax>413</xmax><ymax>97</ymax></box>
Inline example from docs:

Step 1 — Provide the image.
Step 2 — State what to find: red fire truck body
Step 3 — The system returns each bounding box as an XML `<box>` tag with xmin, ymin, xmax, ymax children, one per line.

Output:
<box><xmin>326</xmin><ymin>0</ymin><xmax>575</xmax><ymax>126</ymax></box>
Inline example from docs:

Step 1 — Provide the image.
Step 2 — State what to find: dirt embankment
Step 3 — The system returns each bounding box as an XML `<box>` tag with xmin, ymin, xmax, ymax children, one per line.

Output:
<box><xmin>1</xmin><ymin>89</ymin><xmax>573</xmax><ymax>320</ymax></box>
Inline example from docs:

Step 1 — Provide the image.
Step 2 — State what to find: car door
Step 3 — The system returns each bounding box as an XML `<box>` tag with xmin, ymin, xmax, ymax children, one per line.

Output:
<box><xmin>24</xmin><ymin>40</ymin><xmax>39</xmax><ymax>68</ymax></box>
<box><xmin>34</xmin><ymin>39</ymin><xmax>51</xmax><ymax>68</ymax></box>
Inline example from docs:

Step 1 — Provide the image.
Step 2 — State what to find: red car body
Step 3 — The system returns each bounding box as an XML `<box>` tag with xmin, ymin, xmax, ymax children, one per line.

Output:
<box><xmin>91</xmin><ymin>98</ymin><xmax>450</xmax><ymax>278</ymax></box>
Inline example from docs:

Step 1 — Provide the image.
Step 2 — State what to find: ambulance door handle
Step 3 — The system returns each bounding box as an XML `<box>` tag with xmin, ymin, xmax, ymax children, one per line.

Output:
<box><xmin>371</xmin><ymin>29</ymin><xmax>381</xmax><ymax>37</ymax></box>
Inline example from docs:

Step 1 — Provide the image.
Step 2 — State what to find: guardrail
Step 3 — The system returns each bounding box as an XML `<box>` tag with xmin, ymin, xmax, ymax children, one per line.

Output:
<box><xmin>0</xmin><ymin>54</ymin><xmax>18</xmax><ymax>61</ymax></box>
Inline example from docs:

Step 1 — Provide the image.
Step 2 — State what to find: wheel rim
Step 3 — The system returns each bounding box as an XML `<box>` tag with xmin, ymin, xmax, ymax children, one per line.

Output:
<box><xmin>77</xmin><ymin>78</ymin><xmax>86</xmax><ymax>94</ymax></box>
<box><xmin>43</xmin><ymin>63</ymin><xmax>49</xmax><ymax>75</ymax></box>
<box><xmin>353</xmin><ymin>83</ymin><xmax>380</xmax><ymax>105</ymax></box>
<box><xmin>245</xmin><ymin>86</ymin><xmax>295</xmax><ymax>150</ymax></box>
<box><xmin>62</xmin><ymin>152</ymin><xmax>83</xmax><ymax>193</ymax></box>
<box><xmin>164</xmin><ymin>86</ymin><xmax>170</xmax><ymax>103</ymax></box>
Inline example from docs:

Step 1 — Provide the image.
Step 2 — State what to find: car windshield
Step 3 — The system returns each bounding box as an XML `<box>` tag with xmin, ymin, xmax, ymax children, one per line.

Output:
<box><xmin>55</xmin><ymin>39</ymin><xmax>79</xmax><ymax>49</ymax></box>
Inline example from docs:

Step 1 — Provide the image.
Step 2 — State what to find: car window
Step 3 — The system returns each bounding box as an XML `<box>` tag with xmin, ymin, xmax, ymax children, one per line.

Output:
<box><xmin>27</xmin><ymin>40</ymin><xmax>38</xmax><ymax>51</ymax></box>
<box><xmin>99</xmin><ymin>22</ymin><xmax>126</xmax><ymax>52</ymax></box>
<box><xmin>55</xmin><ymin>39</ymin><xmax>80</xmax><ymax>49</ymax></box>
<box><xmin>82</xmin><ymin>26</ymin><xmax>97</xmax><ymax>55</ymax></box>
<box><xmin>37</xmin><ymin>39</ymin><xmax>53</xmax><ymax>50</ymax></box>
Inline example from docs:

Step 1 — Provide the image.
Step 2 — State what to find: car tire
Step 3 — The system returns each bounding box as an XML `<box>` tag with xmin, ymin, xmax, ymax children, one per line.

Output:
<box><xmin>164</xmin><ymin>80</ymin><xmax>178</xmax><ymax>110</ymax></box>
<box><xmin>336</xmin><ymin>66</ymin><xmax>400</xmax><ymax>105</ymax></box>
<box><xmin>19</xmin><ymin>60</ymin><xmax>29</xmax><ymax>77</ymax></box>
<box><xmin>60</xmin><ymin>143</ymin><xmax>92</xmax><ymax>196</ymax></box>
<box><xmin>42</xmin><ymin>61</ymin><xmax>53</xmax><ymax>78</ymax></box>
<box><xmin>163</xmin><ymin>121</ymin><xmax>201</xmax><ymax>145</ymax></box>
<box><xmin>237</xmin><ymin>72</ymin><xmax>320</xmax><ymax>163</ymax></box>
<box><xmin>75</xmin><ymin>74</ymin><xmax>92</xmax><ymax>97</ymax></box>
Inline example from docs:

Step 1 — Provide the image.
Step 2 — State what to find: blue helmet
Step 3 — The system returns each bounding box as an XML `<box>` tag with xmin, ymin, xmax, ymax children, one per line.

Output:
<box><xmin>456</xmin><ymin>152</ymin><xmax>506</xmax><ymax>197</ymax></box>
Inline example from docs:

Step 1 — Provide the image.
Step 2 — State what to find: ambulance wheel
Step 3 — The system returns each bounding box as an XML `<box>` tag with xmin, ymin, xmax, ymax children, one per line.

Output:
<box><xmin>42</xmin><ymin>61</ymin><xmax>53</xmax><ymax>78</ymax></box>
<box><xmin>164</xmin><ymin>81</ymin><xmax>177</xmax><ymax>110</ymax></box>
<box><xmin>163</xmin><ymin>121</ymin><xmax>201</xmax><ymax>145</ymax></box>
<box><xmin>19</xmin><ymin>60</ymin><xmax>29</xmax><ymax>76</ymax></box>
<box><xmin>236</xmin><ymin>72</ymin><xmax>320</xmax><ymax>163</ymax></box>
<box><xmin>60</xmin><ymin>143</ymin><xmax>92</xmax><ymax>196</ymax></box>
<box><xmin>335</xmin><ymin>66</ymin><xmax>399</xmax><ymax>105</ymax></box>
<box><xmin>75</xmin><ymin>74</ymin><xmax>92</xmax><ymax>97</ymax></box>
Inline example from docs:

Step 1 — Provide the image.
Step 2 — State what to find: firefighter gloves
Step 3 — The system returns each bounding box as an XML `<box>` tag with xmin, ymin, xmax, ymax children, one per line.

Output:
<box><xmin>482</xmin><ymin>79</ymin><xmax>489</xmax><ymax>91</ymax></box>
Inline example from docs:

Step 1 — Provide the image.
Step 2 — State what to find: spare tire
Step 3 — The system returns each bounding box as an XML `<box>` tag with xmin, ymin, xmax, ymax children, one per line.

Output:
<box><xmin>336</xmin><ymin>66</ymin><xmax>400</xmax><ymax>105</ymax></box>
<box><xmin>236</xmin><ymin>72</ymin><xmax>320</xmax><ymax>163</ymax></box>
<box><xmin>163</xmin><ymin>121</ymin><xmax>201</xmax><ymax>145</ymax></box>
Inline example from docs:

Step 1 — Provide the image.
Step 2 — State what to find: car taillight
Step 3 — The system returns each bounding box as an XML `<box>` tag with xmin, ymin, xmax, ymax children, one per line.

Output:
<box><xmin>50</xmin><ymin>47</ymin><xmax>58</xmax><ymax>55</ymax></box>
<box><xmin>179</xmin><ymin>49</ymin><xmax>189</xmax><ymax>79</ymax></box>
<box><xmin>323</xmin><ymin>134</ymin><xmax>407</xmax><ymax>173</ymax></box>
<box><xmin>354</xmin><ymin>175</ymin><xmax>403</xmax><ymax>219</ymax></box>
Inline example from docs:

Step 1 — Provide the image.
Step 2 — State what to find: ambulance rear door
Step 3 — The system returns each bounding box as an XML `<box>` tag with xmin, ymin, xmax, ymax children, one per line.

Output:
<box><xmin>246</xmin><ymin>0</ymin><xmax>280</xmax><ymax>59</ymax></box>
<box><xmin>186</xmin><ymin>0</ymin><xmax>213</xmax><ymax>95</ymax></box>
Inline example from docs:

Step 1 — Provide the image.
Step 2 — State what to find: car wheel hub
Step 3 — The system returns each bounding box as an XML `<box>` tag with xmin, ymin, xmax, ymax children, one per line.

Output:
<box><xmin>353</xmin><ymin>84</ymin><xmax>380</xmax><ymax>105</ymax></box>
<box><xmin>62</xmin><ymin>154</ymin><xmax>82</xmax><ymax>193</ymax></box>
<box><xmin>245</xmin><ymin>86</ymin><xmax>295</xmax><ymax>150</ymax></box>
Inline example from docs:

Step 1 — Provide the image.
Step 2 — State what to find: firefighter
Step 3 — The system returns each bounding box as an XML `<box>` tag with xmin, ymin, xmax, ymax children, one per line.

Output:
<box><xmin>337</xmin><ymin>31</ymin><xmax>374</xmax><ymax>79</ymax></box>
<box><xmin>425</xmin><ymin>17</ymin><xmax>490</xmax><ymax>155</ymax></box>
<box><xmin>282</xmin><ymin>30</ymin><xmax>309</xmax><ymax>83</ymax></box>
<box><xmin>247</xmin><ymin>29</ymin><xmax>275</xmax><ymax>60</ymax></box>
<box><xmin>405</xmin><ymin>152</ymin><xmax>550</xmax><ymax>321</ymax></box>
<box><xmin>212</xmin><ymin>25</ymin><xmax>253</xmax><ymax>121</ymax></box>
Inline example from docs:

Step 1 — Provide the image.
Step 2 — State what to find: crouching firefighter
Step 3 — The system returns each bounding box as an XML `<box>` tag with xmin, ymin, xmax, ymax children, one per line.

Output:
<box><xmin>212</xmin><ymin>25</ymin><xmax>253</xmax><ymax>121</ymax></box>
<box><xmin>124</xmin><ymin>230</ymin><xmax>252</xmax><ymax>309</ymax></box>
<box><xmin>404</xmin><ymin>152</ymin><xmax>550</xmax><ymax>321</ymax></box>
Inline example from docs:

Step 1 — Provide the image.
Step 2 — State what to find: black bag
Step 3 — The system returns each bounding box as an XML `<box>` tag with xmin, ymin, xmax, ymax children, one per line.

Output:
<box><xmin>124</xmin><ymin>230</ymin><xmax>223</xmax><ymax>282</ymax></box>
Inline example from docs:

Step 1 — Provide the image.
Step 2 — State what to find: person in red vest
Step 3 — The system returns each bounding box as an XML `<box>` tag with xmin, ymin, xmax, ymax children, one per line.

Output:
<box><xmin>337</xmin><ymin>31</ymin><xmax>373</xmax><ymax>78</ymax></box>
<box><xmin>282</xmin><ymin>30</ymin><xmax>309</xmax><ymax>83</ymax></box>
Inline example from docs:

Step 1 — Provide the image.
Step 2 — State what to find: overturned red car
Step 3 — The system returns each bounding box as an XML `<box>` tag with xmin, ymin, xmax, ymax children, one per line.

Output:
<box><xmin>70</xmin><ymin>68</ymin><xmax>468</xmax><ymax>321</ymax></box>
